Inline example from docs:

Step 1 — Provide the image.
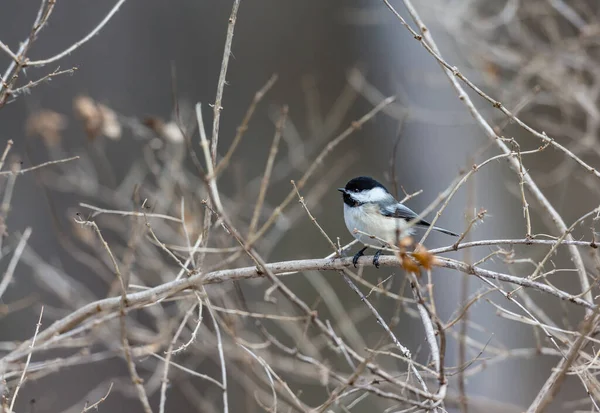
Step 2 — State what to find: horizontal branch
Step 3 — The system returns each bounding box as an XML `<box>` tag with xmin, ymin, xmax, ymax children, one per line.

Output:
<box><xmin>4</xmin><ymin>250</ymin><xmax>595</xmax><ymax>367</ymax></box>
<box><xmin>429</xmin><ymin>238</ymin><xmax>599</xmax><ymax>254</ymax></box>
<box><xmin>436</xmin><ymin>257</ymin><xmax>593</xmax><ymax>310</ymax></box>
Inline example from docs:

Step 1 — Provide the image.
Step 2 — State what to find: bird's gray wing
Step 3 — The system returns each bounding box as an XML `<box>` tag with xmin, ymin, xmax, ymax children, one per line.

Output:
<box><xmin>380</xmin><ymin>203</ymin><xmax>421</xmax><ymax>222</ymax></box>
<box><xmin>381</xmin><ymin>203</ymin><xmax>459</xmax><ymax>236</ymax></box>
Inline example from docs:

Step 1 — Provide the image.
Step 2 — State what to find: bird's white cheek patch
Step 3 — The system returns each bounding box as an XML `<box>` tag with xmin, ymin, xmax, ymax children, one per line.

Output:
<box><xmin>352</xmin><ymin>187</ymin><xmax>390</xmax><ymax>203</ymax></box>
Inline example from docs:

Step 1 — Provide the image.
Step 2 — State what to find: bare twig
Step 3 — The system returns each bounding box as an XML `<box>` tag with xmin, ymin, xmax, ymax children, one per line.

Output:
<box><xmin>159</xmin><ymin>300</ymin><xmax>198</xmax><ymax>413</ymax></box>
<box><xmin>210</xmin><ymin>0</ymin><xmax>242</xmax><ymax>163</ymax></box>
<box><xmin>340</xmin><ymin>269</ymin><xmax>431</xmax><ymax>396</ymax></box>
<box><xmin>239</xmin><ymin>345</ymin><xmax>278</xmax><ymax>412</ymax></box>
<box><xmin>0</xmin><ymin>0</ymin><xmax>57</xmax><ymax>106</ymax></box>
<box><xmin>409</xmin><ymin>274</ymin><xmax>447</xmax><ymax>399</ymax></box>
<box><xmin>79</xmin><ymin>217</ymin><xmax>152</xmax><ymax>413</ymax></box>
<box><xmin>528</xmin><ymin>207</ymin><xmax>599</xmax><ymax>282</ymax></box>
<box><xmin>203</xmin><ymin>288</ymin><xmax>229</xmax><ymax>413</ymax></box>
<box><xmin>81</xmin><ymin>383</ymin><xmax>114</xmax><ymax>412</ymax></box>
<box><xmin>10</xmin><ymin>67</ymin><xmax>78</xmax><ymax>97</ymax></box>
<box><xmin>214</xmin><ymin>74</ymin><xmax>278</xmax><ymax>176</ymax></box>
<box><xmin>249</xmin><ymin>105</ymin><xmax>288</xmax><ymax>235</ymax></box>
<box><xmin>151</xmin><ymin>353</ymin><xmax>223</xmax><ymax>388</ymax></box>
<box><xmin>0</xmin><ymin>139</ymin><xmax>13</xmax><ymax>171</ymax></box>
<box><xmin>79</xmin><ymin>202</ymin><xmax>182</xmax><ymax>223</ymax></box>
<box><xmin>0</xmin><ymin>228</ymin><xmax>32</xmax><ymax>300</ymax></box>
<box><xmin>0</xmin><ymin>156</ymin><xmax>79</xmax><ymax>176</ymax></box>
<box><xmin>0</xmin><ymin>41</ymin><xmax>18</xmax><ymax>63</ymax></box>
<box><xmin>196</xmin><ymin>103</ymin><xmax>224</xmax><ymax>213</ymax></box>
<box><xmin>9</xmin><ymin>306</ymin><xmax>44</xmax><ymax>412</ymax></box>
<box><xmin>27</xmin><ymin>0</ymin><xmax>128</xmax><ymax>66</ymax></box>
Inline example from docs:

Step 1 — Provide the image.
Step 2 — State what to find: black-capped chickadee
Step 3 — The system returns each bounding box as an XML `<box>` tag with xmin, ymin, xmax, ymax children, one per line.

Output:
<box><xmin>338</xmin><ymin>176</ymin><xmax>458</xmax><ymax>268</ymax></box>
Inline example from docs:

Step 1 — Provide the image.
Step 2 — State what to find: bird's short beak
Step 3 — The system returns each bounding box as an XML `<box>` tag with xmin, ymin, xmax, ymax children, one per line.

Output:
<box><xmin>337</xmin><ymin>188</ymin><xmax>345</xmax><ymax>193</ymax></box>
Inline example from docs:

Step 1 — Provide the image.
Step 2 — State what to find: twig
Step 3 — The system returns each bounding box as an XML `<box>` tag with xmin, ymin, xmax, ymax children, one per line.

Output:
<box><xmin>0</xmin><ymin>41</ymin><xmax>18</xmax><ymax>63</ymax></box>
<box><xmin>81</xmin><ymin>383</ymin><xmax>113</xmax><ymax>412</ymax></box>
<box><xmin>159</xmin><ymin>300</ymin><xmax>198</xmax><ymax>413</ymax></box>
<box><xmin>140</xmin><ymin>200</ymin><xmax>191</xmax><ymax>276</ymax></box>
<box><xmin>196</xmin><ymin>103</ymin><xmax>224</xmax><ymax>213</ymax></box>
<box><xmin>0</xmin><ymin>140</ymin><xmax>13</xmax><ymax>172</ymax></box>
<box><xmin>214</xmin><ymin>74</ymin><xmax>278</xmax><ymax>176</ymax></box>
<box><xmin>436</xmin><ymin>256</ymin><xmax>593</xmax><ymax>310</ymax></box>
<box><xmin>515</xmin><ymin>145</ymin><xmax>532</xmax><ymax>238</ymax></box>
<box><xmin>443</xmin><ymin>289</ymin><xmax>496</xmax><ymax>331</ymax></box>
<box><xmin>451</xmin><ymin>208</ymin><xmax>486</xmax><ymax>250</ymax></box>
<box><xmin>325</xmin><ymin>320</ymin><xmax>356</xmax><ymax>369</ymax></box>
<box><xmin>409</xmin><ymin>274</ymin><xmax>446</xmax><ymax>392</ymax></box>
<box><xmin>210</xmin><ymin>0</ymin><xmax>242</xmax><ymax>163</ymax></box>
<box><xmin>172</xmin><ymin>301</ymin><xmax>203</xmax><ymax>354</ymax></box>
<box><xmin>10</xmin><ymin>67</ymin><xmax>78</xmax><ymax>97</ymax></box>
<box><xmin>9</xmin><ymin>306</ymin><xmax>43</xmax><ymax>412</ymax></box>
<box><xmin>151</xmin><ymin>353</ymin><xmax>223</xmax><ymax>388</ymax></box>
<box><xmin>118</xmin><ymin>296</ymin><xmax>153</xmax><ymax>412</ymax></box>
<box><xmin>79</xmin><ymin>218</ymin><xmax>152</xmax><ymax>413</ymax></box>
<box><xmin>292</xmin><ymin>181</ymin><xmax>339</xmax><ymax>254</ymax></box>
<box><xmin>340</xmin><ymin>270</ymin><xmax>430</xmax><ymax>395</ymax></box>
<box><xmin>79</xmin><ymin>202</ymin><xmax>182</xmax><ymax>223</ymax></box>
<box><xmin>249</xmin><ymin>105</ymin><xmax>288</xmax><ymax>235</ymax></box>
<box><xmin>430</xmin><ymin>237</ymin><xmax>599</xmax><ymax>254</ymax></box>
<box><xmin>315</xmin><ymin>356</ymin><xmax>371</xmax><ymax>413</ymax></box>
<box><xmin>389</xmin><ymin>113</ymin><xmax>408</xmax><ymax>199</ymax></box>
<box><xmin>212</xmin><ymin>305</ymin><xmax>306</xmax><ymax>321</ymax></box>
<box><xmin>27</xmin><ymin>0</ymin><xmax>128</xmax><ymax>66</ymax></box>
<box><xmin>419</xmin><ymin>147</ymin><xmax>544</xmax><ymax>245</ymax></box>
<box><xmin>0</xmin><ymin>0</ymin><xmax>57</xmax><ymax>106</ymax></box>
<box><xmin>239</xmin><ymin>345</ymin><xmax>278</xmax><ymax>412</ymax></box>
<box><xmin>203</xmin><ymin>287</ymin><xmax>229</xmax><ymax>413</ymax></box>
<box><xmin>78</xmin><ymin>219</ymin><xmax>126</xmax><ymax>295</ymax></box>
<box><xmin>0</xmin><ymin>228</ymin><xmax>33</xmax><ymax>300</ymax></box>
<box><xmin>529</xmin><ymin>206</ymin><xmax>599</xmax><ymax>283</ymax></box>
<box><xmin>0</xmin><ymin>163</ymin><xmax>17</xmax><ymax>222</ymax></box>
<box><xmin>0</xmin><ymin>156</ymin><xmax>79</xmax><ymax>176</ymax></box>
<box><xmin>459</xmin><ymin>175</ymin><xmax>475</xmax><ymax>413</ymax></box>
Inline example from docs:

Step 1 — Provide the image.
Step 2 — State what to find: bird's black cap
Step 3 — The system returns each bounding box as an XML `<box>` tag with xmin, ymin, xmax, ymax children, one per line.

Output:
<box><xmin>342</xmin><ymin>176</ymin><xmax>387</xmax><ymax>193</ymax></box>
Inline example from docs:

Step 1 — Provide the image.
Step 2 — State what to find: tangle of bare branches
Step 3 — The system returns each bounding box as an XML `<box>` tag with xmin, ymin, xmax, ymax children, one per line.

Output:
<box><xmin>1</xmin><ymin>1</ymin><xmax>600</xmax><ymax>412</ymax></box>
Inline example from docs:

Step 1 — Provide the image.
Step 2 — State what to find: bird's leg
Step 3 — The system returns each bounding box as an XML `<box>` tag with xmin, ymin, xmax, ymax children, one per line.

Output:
<box><xmin>373</xmin><ymin>247</ymin><xmax>386</xmax><ymax>269</ymax></box>
<box><xmin>352</xmin><ymin>246</ymin><xmax>368</xmax><ymax>268</ymax></box>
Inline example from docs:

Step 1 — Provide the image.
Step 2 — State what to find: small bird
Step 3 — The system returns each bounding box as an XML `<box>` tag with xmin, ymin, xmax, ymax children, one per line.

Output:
<box><xmin>338</xmin><ymin>176</ymin><xmax>459</xmax><ymax>268</ymax></box>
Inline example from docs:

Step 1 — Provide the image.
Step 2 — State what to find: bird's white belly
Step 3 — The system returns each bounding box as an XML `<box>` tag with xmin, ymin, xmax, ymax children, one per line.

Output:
<box><xmin>344</xmin><ymin>204</ymin><xmax>413</xmax><ymax>247</ymax></box>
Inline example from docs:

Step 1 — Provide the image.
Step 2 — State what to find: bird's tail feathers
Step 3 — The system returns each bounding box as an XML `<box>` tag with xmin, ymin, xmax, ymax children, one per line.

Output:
<box><xmin>416</xmin><ymin>219</ymin><xmax>459</xmax><ymax>237</ymax></box>
<box><xmin>432</xmin><ymin>226</ymin><xmax>459</xmax><ymax>237</ymax></box>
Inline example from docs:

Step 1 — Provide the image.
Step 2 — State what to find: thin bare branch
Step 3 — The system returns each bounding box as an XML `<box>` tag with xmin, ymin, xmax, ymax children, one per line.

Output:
<box><xmin>9</xmin><ymin>306</ymin><xmax>43</xmax><ymax>412</ymax></box>
<box><xmin>0</xmin><ymin>156</ymin><xmax>79</xmax><ymax>176</ymax></box>
<box><xmin>27</xmin><ymin>0</ymin><xmax>128</xmax><ymax>66</ymax></box>
<box><xmin>210</xmin><ymin>0</ymin><xmax>242</xmax><ymax>163</ymax></box>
